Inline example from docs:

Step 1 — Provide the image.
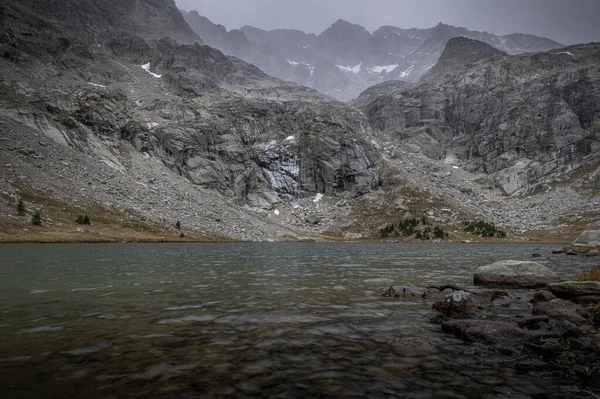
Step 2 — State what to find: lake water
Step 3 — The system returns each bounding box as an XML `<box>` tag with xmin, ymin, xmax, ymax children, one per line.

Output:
<box><xmin>0</xmin><ymin>243</ymin><xmax>593</xmax><ymax>398</ymax></box>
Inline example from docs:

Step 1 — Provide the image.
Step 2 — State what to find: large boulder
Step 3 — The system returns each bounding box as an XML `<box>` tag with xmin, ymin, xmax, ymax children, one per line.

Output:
<box><xmin>572</xmin><ymin>230</ymin><xmax>600</xmax><ymax>247</ymax></box>
<box><xmin>474</xmin><ymin>260</ymin><xmax>559</xmax><ymax>288</ymax></box>
<box><xmin>548</xmin><ymin>281</ymin><xmax>600</xmax><ymax>304</ymax></box>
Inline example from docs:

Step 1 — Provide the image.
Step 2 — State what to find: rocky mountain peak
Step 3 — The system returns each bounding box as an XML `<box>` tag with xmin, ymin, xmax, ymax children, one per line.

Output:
<box><xmin>422</xmin><ymin>36</ymin><xmax>507</xmax><ymax>81</ymax></box>
<box><xmin>320</xmin><ymin>19</ymin><xmax>371</xmax><ymax>41</ymax></box>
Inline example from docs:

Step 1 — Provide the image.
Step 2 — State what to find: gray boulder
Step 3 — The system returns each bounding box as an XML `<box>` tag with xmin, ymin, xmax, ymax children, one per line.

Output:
<box><xmin>533</xmin><ymin>290</ymin><xmax>556</xmax><ymax>303</ymax></box>
<box><xmin>549</xmin><ymin>281</ymin><xmax>600</xmax><ymax>296</ymax></box>
<box><xmin>532</xmin><ymin>299</ymin><xmax>587</xmax><ymax>326</ymax></box>
<box><xmin>474</xmin><ymin>260</ymin><xmax>559</xmax><ymax>288</ymax></box>
<box><xmin>441</xmin><ymin>319</ymin><xmax>529</xmax><ymax>345</ymax></box>
<box><xmin>304</xmin><ymin>215</ymin><xmax>321</xmax><ymax>225</ymax></box>
<box><xmin>572</xmin><ymin>230</ymin><xmax>600</xmax><ymax>247</ymax></box>
<box><xmin>548</xmin><ymin>281</ymin><xmax>600</xmax><ymax>303</ymax></box>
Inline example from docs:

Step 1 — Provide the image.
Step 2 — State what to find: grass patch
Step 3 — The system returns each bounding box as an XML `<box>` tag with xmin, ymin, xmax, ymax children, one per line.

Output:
<box><xmin>578</xmin><ymin>267</ymin><xmax>600</xmax><ymax>281</ymax></box>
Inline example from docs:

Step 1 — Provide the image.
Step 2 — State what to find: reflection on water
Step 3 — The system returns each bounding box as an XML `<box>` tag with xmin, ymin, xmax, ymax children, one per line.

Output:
<box><xmin>0</xmin><ymin>243</ymin><xmax>592</xmax><ymax>398</ymax></box>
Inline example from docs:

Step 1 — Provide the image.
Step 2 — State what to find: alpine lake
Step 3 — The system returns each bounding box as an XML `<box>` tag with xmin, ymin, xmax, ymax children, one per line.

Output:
<box><xmin>0</xmin><ymin>243</ymin><xmax>595</xmax><ymax>398</ymax></box>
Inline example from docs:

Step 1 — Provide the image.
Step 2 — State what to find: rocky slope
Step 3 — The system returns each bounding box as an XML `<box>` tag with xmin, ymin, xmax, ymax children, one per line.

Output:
<box><xmin>0</xmin><ymin>0</ymin><xmax>381</xmax><ymax>241</ymax></box>
<box><xmin>181</xmin><ymin>11</ymin><xmax>564</xmax><ymax>100</ymax></box>
<box><xmin>1</xmin><ymin>0</ymin><xmax>598</xmax><ymax>242</ymax></box>
<box><xmin>353</xmin><ymin>38</ymin><xmax>600</xmax><ymax>214</ymax></box>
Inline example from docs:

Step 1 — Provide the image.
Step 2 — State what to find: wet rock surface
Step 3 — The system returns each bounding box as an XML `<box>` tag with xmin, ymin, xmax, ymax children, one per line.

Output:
<box><xmin>474</xmin><ymin>260</ymin><xmax>559</xmax><ymax>288</ymax></box>
<box><xmin>431</xmin><ymin>275</ymin><xmax>600</xmax><ymax>395</ymax></box>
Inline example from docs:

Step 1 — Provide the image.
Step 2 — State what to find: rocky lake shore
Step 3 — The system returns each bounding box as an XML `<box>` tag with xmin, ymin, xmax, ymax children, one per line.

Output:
<box><xmin>410</xmin><ymin>259</ymin><xmax>600</xmax><ymax>397</ymax></box>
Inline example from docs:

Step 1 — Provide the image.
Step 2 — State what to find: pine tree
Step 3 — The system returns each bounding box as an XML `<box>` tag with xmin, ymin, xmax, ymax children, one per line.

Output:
<box><xmin>17</xmin><ymin>198</ymin><xmax>25</xmax><ymax>216</ymax></box>
<box><xmin>31</xmin><ymin>212</ymin><xmax>42</xmax><ymax>226</ymax></box>
<box><xmin>175</xmin><ymin>221</ymin><xmax>181</xmax><ymax>230</ymax></box>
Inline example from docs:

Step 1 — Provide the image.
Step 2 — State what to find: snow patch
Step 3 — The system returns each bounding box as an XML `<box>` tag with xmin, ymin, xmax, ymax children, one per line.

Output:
<box><xmin>399</xmin><ymin>65</ymin><xmax>415</xmax><ymax>77</ymax></box>
<box><xmin>313</xmin><ymin>193</ymin><xmax>324</xmax><ymax>203</ymax></box>
<box><xmin>337</xmin><ymin>62</ymin><xmax>362</xmax><ymax>74</ymax></box>
<box><xmin>88</xmin><ymin>82</ymin><xmax>107</xmax><ymax>88</ymax></box>
<box><xmin>274</xmin><ymin>209</ymin><xmax>280</xmax><ymax>216</ymax></box>
<box><xmin>284</xmin><ymin>135</ymin><xmax>295</xmax><ymax>141</ymax></box>
<box><xmin>141</xmin><ymin>63</ymin><xmax>162</xmax><ymax>78</ymax></box>
<box><xmin>367</xmin><ymin>64</ymin><xmax>398</xmax><ymax>74</ymax></box>
<box><xmin>557</xmin><ymin>51</ymin><xmax>574</xmax><ymax>56</ymax></box>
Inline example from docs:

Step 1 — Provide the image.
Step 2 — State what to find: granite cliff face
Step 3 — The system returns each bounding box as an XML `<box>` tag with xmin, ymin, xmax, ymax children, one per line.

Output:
<box><xmin>181</xmin><ymin>11</ymin><xmax>564</xmax><ymax>100</ymax></box>
<box><xmin>0</xmin><ymin>0</ymin><xmax>379</xmax><ymax>240</ymax></box>
<box><xmin>354</xmin><ymin>40</ymin><xmax>600</xmax><ymax>196</ymax></box>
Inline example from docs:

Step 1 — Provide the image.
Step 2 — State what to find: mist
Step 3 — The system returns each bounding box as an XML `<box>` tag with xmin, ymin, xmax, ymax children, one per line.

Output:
<box><xmin>176</xmin><ymin>0</ymin><xmax>600</xmax><ymax>45</ymax></box>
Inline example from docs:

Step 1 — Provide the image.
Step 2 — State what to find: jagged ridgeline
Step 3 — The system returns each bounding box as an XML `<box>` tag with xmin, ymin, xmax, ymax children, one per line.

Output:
<box><xmin>181</xmin><ymin>11</ymin><xmax>564</xmax><ymax>100</ymax></box>
<box><xmin>0</xmin><ymin>0</ymin><xmax>379</xmax><ymax>211</ymax></box>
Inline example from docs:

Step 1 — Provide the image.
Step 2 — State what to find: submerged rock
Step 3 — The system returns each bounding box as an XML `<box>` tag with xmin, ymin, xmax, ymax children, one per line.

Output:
<box><xmin>473</xmin><ymin>260</ymin><xmax>559</xmax><ymax>288</ymax></box>
<box><xmin>441</xmin><ymin>320</ymin><xmax>529</xmax><ymax>345</ymax></box>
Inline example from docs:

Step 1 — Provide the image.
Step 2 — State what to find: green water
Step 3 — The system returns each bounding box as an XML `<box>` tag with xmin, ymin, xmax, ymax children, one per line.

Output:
<box><xmin>0</xmin><ymin>243</ymin><xmax>591</xmax><ymax>398</ymax></box>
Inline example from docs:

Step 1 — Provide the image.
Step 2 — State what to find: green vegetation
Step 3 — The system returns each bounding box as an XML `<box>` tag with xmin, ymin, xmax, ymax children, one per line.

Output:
<box><xmin>578</xmin><ymin>267</ymin><xmax>600</xmax><ymax>281</ymax></box>
<box><xmin>31</xmin><ymin>212</ymin><xmax>42</xmax><ymax>226</ymax></box>
<box><xmin>76</xmin><ymin>215</ymin><xmax>91</xmax><ymax>225</ymax></box>
<box><xmin>179</xmin><ymin>232</ymin><xmax>185</xmax><ymax>238</ymax></box>
<box><xmin>176</xmin><ymin>221</ymin><xmax>181</xmax><ymax>230</ymax></box>
<box><xmin>17</xmin><ymin>198</ymin><xmax>25</xmax><ymax>216</ymax></box>
<box><xmin>379</xmin><ymin>216</ymin><xmax>449</xmax><ymax>240</ymax></box>
<box><xmin>464</xmin><ymin>220</ymin><xmax>506</xmax><ymax>238</ymax></box>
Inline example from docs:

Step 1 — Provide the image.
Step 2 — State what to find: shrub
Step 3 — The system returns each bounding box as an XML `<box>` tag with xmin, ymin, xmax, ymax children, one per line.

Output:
<box><xmin>17</xmin><ymin>198</ymin><xmax>25</xmax><ymax>216</ymax></box>
<box><xmin>179</xmin><ymin>232</ymin><xmax>185</xmax><ymax>238</ymax></box>
<box><xmin>76</xmin><ymin>215</ymin><xmax>91</xmax><ymax>225</ymax></box>
<box><xmin>578</xmin><ymin>267</ymin><xmax>600</xmax><ymax>281</ymax></box>
<box><xmin>379</xmin><ymin>216</ymin><xmax>449</xmax><ymax>240</ymax></box>
<box><xmin>464</xmin><ymin>220</ymin><xmax>506</xmax><ymax>238</ymax></box>
<box><xmin>175</xmin><ymin>221</ymin><xmax>181</xmax><ymax>230</ymax></box>
<box><xmin>31</xmin><ymin>212</ymin><xmax>42</xmax><ymax>226</ymax></box>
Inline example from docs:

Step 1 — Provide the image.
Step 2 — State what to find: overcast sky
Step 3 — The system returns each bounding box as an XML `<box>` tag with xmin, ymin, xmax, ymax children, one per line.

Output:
<box><xmin>175</xmin><ymin>0</ymin><xmax>600</xmax><ymax>45</ymax></box>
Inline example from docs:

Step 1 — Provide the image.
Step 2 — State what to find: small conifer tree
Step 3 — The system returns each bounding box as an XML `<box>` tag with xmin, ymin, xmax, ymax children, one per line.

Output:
<box><xmin>31</xmin><ymin>212</ymin><xmax>42</xmax><ymax>226</ymax></box>
<box><xmin>76</xmin><ymin>215</ymin><xmax>91</xmax><ymax>225</ymax></box>
<box><xmin>176</xmin><ymin>221</ymin><xmax>181</xmax><ymax>230</ymax></box>
<box><xmin>17</xmin><ymin>198</ymin><xmax>25</xmax><ymax>216</ymax></box>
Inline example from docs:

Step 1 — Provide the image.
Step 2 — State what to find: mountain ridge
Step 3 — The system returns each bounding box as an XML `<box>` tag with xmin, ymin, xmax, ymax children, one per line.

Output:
<box><xmin>181</xmin><ymin>12</ymin><xmax>564</xmax><ymax>100</ymax></box>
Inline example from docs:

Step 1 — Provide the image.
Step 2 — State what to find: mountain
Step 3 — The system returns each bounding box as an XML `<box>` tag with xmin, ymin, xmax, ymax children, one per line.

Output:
<box><xmin>354</xmin><ymin>39</ymin><xmax>600</xmax><ymax>197</ymax></box>
<box><xmin>0</xmin><ymin>0</ymin><xmax>379</xmax><ymax>242</ymax></box>
<box><xmin>182</xmin><ymin>13</ymin><xmax>564</xmax><ymax>100</ymax></box>
<box><xmin>1</xmin><ymin>1</ymin><xmax>598</xmax><ymax>243</ymax></box>
<box><xmin>420</xmin><ymin>36</ymin><xmax>507</xmax><ymax>81</ymax></box>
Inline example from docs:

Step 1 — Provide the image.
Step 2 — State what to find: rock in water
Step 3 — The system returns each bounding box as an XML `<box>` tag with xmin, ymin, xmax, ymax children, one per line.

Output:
<box><xmin>548</xmin><ymin>281</ymin><xmax>600</xmax><ymax>304</ymax></box>
<box><xmin>572</xmin><ymin>230</ymin><xmax>600</xmax><ymax>247</ymax></box>
<box><xmin>441</xmin><ymin>320</ymin><xmax>529</xmax><ymax>345</ymax></box>
<box><xmin>473</xmin><ymin>260</ymin><xmax>559</xmax><ymax>288</ymax></box>
<box><xmin>532</xmin><ymin>299</ymin><xmax>587</xmax><ymax>326</ymax></box>
<box><xmin>432</xmin><ymin>290</ymin><xmax>483</xmax><ymax>321</ymax></box>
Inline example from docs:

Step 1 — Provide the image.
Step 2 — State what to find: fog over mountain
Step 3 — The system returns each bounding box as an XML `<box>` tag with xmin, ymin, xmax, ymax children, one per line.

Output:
<box><xmin>175</xmin><ymin>0</ymin><xmax>600</xmax><ymax>46</ymax></box>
